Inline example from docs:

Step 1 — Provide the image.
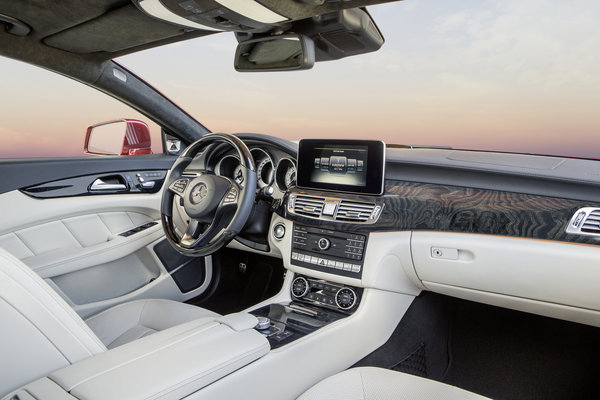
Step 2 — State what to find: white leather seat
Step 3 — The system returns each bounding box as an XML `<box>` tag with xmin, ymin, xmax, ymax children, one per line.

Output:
<box><xmin>0</xmin><ymin>248</ymin><xmax>219</xmax><ymax>396</ymax></box>
<box><xmin>298</xmin><ymin>367</ymin><xmax>489</xmax><ymax>400</ymax></box>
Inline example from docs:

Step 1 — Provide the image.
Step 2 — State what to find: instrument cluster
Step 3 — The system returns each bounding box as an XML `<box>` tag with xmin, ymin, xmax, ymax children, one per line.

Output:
<box><xmin>215</xmin><ymin>146</ymin><xmax>297</xmax><ymax>194</ymax></box>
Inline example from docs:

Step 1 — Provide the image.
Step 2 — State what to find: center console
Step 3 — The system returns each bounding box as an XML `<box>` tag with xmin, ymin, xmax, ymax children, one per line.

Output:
<box><xmin>252</xmin><ymin>274</ymin><xmax>362</xmax><ymax>349</ymax></box>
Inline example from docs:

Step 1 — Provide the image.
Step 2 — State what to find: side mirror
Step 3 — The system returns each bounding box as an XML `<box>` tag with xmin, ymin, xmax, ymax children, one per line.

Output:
<box><xmin>84</xmin><ymin>119</ymin><xmax>153</xmax><ymax>156</ymax></box>
<box><xmin>234</xmin><ymin>34</ymin><xmax>315</xmax><ymax>72</ymax></box>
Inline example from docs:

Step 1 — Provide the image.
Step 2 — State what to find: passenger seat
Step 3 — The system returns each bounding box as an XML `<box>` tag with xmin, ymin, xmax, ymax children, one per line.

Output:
<box><xmin>298</xmin><ymin>367</ymin><xmax>489</xmax><ymax>400</ymax></box>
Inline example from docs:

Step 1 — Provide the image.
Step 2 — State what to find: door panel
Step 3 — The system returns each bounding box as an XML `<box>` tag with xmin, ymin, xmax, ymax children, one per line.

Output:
<box><xmin>0</xmin><ymin>157</ymin><xmax>212</xmax><ymax>317</ymax></box>
<box><xmin>0</xmin><ymin>209</ymin><xmax>154</xmax><ymax>261</ymax></box>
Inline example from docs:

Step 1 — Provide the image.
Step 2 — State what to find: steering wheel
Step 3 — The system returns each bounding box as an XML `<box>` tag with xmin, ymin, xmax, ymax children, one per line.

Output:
<box><xmin>161</xmin><ymin>133</ymin><xmax>257</xmax><ymax>256</ymax></box>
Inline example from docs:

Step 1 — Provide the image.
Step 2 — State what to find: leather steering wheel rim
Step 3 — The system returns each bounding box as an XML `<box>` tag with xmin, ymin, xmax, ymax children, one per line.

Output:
<box><xmin>161</xmin><ymin>133</ymin><xmax>257</xmax><ymax>257</ymax></box>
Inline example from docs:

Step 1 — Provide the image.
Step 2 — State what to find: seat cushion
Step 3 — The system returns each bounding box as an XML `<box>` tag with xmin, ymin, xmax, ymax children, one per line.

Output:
<box><xmin>298</xmin><ymin>367</ymin><xmax>489</xmax><ymax>400</ymax></box>
<box><xmin>85</xmin><ymin>299</ymin><xmax>220</xmax><ymax>349</ymax></box>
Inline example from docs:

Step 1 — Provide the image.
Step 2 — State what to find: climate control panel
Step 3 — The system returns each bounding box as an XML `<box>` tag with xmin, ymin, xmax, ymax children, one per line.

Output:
<box><xmin>291</xmin><ymin>224</ymin><xmax>367</xmax><ymax>278</ymax></box>
<box><xmin>291</xmin><ymin>275</ymin><xmax>361</xmax><ymax>313</ymax></box>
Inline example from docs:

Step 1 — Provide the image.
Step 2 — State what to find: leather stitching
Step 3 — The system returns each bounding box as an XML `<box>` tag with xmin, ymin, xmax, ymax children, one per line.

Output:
<box><xmin>359</xmin><ymin>369</ymin><xmax>367</xmax><ymax>400</ymax></box>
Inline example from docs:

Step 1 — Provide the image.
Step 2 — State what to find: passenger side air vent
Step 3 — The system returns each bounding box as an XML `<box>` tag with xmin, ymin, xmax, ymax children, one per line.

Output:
<box><xmin>581</xmin><ymin>210</ymin><xmax>600</xmax><ymax>234</ymax></box>
<box><xmin>566</xmin><ymin>208</ymin><xmax>600</xmax><ymax>236</ymax></box>
<box><xmin>335</xmin><ymin>201</ymin><xmax>376</xmax><ymax>222</ymax></box>
<box><xmin>293</xmin><ymin>195</ymin><xmax>325</xmax><ymax>217</ymax></box>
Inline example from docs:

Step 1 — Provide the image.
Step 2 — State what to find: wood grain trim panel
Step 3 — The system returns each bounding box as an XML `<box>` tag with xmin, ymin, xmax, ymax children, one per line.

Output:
<box><xmin>281</xmin><ymin>180</ymin><xmax>600</xmax><ymax>245</ymax></box>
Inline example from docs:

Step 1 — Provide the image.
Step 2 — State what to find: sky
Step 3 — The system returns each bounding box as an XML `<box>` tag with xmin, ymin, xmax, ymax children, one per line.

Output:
<box><xmin>1</xmin><ymin>0</ymin><xmax>599</xmax><ymax>158</ymax></box>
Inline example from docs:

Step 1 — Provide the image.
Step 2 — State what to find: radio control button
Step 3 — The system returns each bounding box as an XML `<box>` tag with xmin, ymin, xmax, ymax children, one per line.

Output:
<box><xmin>292</xmin><ymin>252</ymin><xmax>299</xmax><ymax>260</ymax></box>
<box><xmin>335</xmin><ymin>261</ymin><xmax>344</xmax><ymax>270</ymax></box>
<box><xmin>327</xmin><ymin>259</ymin><xmax>336</xmax><ymax>267</ymax></box>
<box><xmin>343</xmin><ymin>263</ymin><xmax>352</xmax><ymax>271</ymax></box>
<box><xmin>352</xmin><ymin>264</ymin><xmax>361</xmax><ymax>273</ymax></box>
<box><xmin>318</xmin><ymin>238</ymin><xmax>331</xmax><ymax>250</ymax></box>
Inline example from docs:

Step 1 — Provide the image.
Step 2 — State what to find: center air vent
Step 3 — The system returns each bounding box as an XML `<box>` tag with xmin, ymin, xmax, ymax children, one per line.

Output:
<box><xmin>335</xmin><ymin>201</ymin><xmax>376</xmax><ymax>222</ymax></box>
<box><xmin>288</xmin><ymin>193</ymin><xmax>383</xmax><ymax>224</ymax></box>
<box><xmin>293</xmin><ymin>195</ymin><xmax>325</xmax><ymax>217</ymax></box>
<box><xmin>566</xmin><ymin>207</ymin><xmax>600</xmax><ymax>236</ymax></box>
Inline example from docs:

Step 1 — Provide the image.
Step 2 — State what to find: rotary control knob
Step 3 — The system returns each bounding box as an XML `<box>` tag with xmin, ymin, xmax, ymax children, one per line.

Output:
<box><xmin>291</xmin><ymin>276</ymin><xmax>310</xmax><ymax>298</ymax></box>
<box><xmin>255</xmin><ymin>316</ymin><xmax>271</xmax><ymax>330</ymax></box>
<box><xmin>335</xmin><ymin>287</ymin><xmax>357</xmax><ymax>310</ymax></box>
<box><xmin>317</xmin><ymin>237</ymin><xmax>331</xmax><ymax>250</ymax></box>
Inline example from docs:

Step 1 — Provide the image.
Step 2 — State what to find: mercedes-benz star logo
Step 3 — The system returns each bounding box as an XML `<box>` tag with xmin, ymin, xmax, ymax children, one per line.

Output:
<box><xmin>191</xmin><ymin>183</ymin><xmax>208</xmax><ymax>204</ymax></box>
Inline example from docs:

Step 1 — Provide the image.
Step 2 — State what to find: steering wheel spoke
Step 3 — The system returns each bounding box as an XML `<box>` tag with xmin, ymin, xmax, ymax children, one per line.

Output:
<box><xmin>180</xmin><ymin>218</ymin><xmax>202</xmax><ymax>247</ymax></box>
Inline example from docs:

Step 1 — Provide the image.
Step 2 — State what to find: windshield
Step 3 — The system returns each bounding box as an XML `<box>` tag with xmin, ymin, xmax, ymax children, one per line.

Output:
<box><xmin>114</xmin><ymin>1</ymin><xmax>599</xmax><ymax>159</ymax></box>
<box><xmin>1</xmin><ymin>1</ymin><xmax>597</xmax><ymax>160</ymax></box>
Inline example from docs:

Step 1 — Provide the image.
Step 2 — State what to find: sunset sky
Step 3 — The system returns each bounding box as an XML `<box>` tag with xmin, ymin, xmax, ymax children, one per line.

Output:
<box><xmin>1</xmin><ymin>0</ymin><xmax>599</xmax><ymax>158</ymax></box>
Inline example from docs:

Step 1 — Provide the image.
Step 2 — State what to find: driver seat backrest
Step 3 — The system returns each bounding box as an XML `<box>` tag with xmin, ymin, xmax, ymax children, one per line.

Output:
<box><xmin>0</xmin><ymin>248</ymin><xmax>107</xmax><ymax>395</ymax></box>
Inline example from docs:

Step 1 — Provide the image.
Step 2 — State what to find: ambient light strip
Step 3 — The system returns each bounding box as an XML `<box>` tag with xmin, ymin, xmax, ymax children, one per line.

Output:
<box><xmin>215</xmin><ymin>0</ymin><xmax>288</xmax><ymax>23</ymax></box>
<box><xmin>138</xmin><ymin>0</ymin><xmax>223</xmax><ymax>31</ymax></box>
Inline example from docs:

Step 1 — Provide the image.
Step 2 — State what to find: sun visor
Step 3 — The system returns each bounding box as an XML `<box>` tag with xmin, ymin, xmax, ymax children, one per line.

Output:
<box><xmin>43</xmin><ymin>4</ymin><xmax>213</xmax><ymax>54</ymax></box>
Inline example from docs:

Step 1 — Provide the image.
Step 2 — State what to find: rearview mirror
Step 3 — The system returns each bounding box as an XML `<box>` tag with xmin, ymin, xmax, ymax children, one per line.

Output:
<box><xmin>84</xmin><ymin>119</ymin><xmax>152</xmax><ymax>156</ymax></box>
<box><xmin>234</xmin><ymin>34</ymin><xmax>315</xmax><ymax>72</ymax></box>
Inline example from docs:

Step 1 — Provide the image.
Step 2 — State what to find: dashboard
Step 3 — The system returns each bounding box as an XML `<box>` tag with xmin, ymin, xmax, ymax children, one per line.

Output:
<box><xmin>202</xmin><ymin>133</ymin><xmax>600</xmax><ymax>330</ymax></box>
<box><xmin>194</xmin><ymin>135</ymin><xmax>600</xmax><ymax>249</ymax></box>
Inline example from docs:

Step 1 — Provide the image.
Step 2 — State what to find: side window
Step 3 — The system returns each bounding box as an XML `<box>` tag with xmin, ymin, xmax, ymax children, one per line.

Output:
<box><xmin>0</xmin><ymin>57</ymin><xmax>163</xmax><ymax>158</ymax></box>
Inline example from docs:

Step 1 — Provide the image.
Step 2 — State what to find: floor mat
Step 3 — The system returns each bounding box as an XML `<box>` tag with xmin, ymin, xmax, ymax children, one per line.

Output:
<box><xmin>443</xmin><ymin>297</ymin><xmax>600</xmax><ymax>400</ymax></box>
<box><xmin>354</xmin><ymin>292</ymin><xmax>600</xmax><ymax>399</ymax></box>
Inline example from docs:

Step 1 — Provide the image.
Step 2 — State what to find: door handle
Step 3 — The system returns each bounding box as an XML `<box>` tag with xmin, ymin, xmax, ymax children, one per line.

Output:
<box><xmin>90</xmin><ymin>178</ymin><xmax>127</xmax><ymax>191</ymax></box>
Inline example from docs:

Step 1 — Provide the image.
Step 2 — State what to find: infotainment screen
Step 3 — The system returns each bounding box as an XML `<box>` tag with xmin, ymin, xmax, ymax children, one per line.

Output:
<box><xmin>296</xmin><ymin>139</ymin><xmax>385</xmax><ymax>195</ymax></box>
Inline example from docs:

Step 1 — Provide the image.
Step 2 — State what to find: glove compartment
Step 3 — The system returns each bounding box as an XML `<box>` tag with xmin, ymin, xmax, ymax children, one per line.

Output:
<box><xmin>411</xmin><ymin>232</ymin><xmax>600</xmax><ymax>327</ymax></box>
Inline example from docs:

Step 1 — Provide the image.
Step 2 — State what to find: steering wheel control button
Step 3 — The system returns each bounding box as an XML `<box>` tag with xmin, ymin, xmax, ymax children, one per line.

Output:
<box><xmin>223</xmin><ymin>187</ymin><xmax>238</xmax><ymax>204</ymax></box>
<box><xmin>317</xmin><ymin>237</ymin><xmax>331</xmax><ymax>250</ymax></box>
<box><xmin>273</xmin><ymin>223</ymin><xmax>286</xmax><ymax>239</ymax></box>
<box><xmin>170</xmin><ymin>178</ymin><xmax>189</xmax><ymax>194</ymax></box>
